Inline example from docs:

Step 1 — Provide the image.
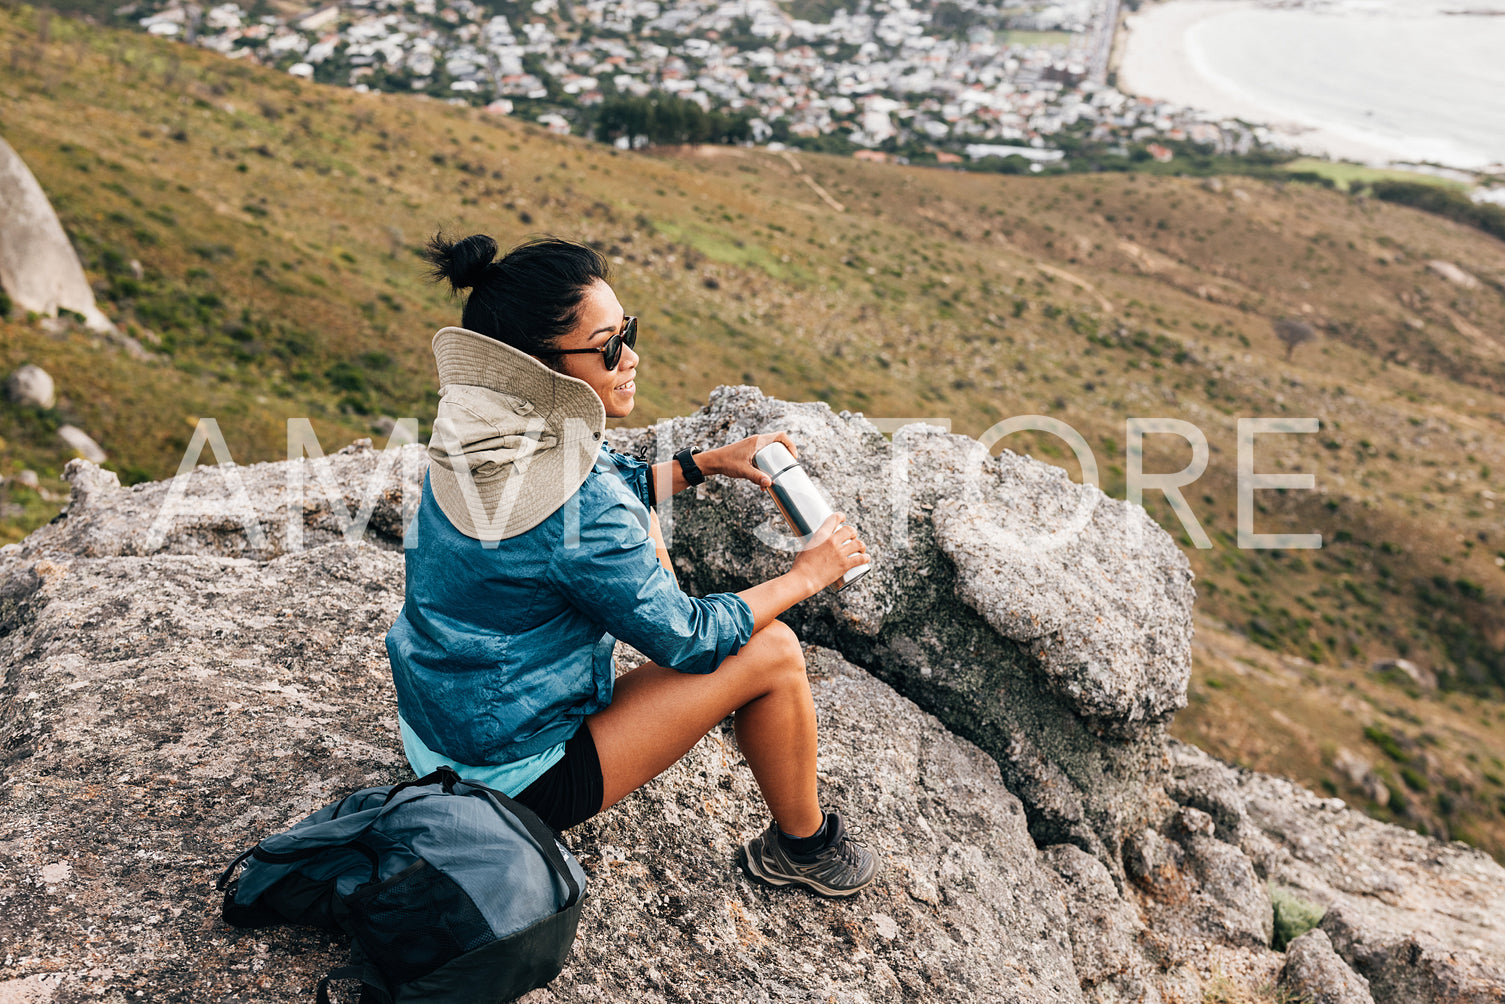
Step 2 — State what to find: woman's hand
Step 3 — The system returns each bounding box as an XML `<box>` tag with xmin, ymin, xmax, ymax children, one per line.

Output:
<box><xmin>790</xmin><ymin>513</ymin><xmax>869</xmax><ymax>594</ymax></box>
<box><xmin>704</xmin><ymin>432</ymin><xmax>798</xmax><ymax>488</ymax></box>
<box><xmin>736</xmin><ymin>512</ymin><xmax>870</xmax><ymax>632</ymax></box>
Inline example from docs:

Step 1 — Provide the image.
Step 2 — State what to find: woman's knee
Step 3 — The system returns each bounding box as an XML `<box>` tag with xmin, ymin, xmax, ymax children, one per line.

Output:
<box><xmin>746</xmin><ymin>619</ymin><xmax>806</xmax><ymax>678</ymax></box>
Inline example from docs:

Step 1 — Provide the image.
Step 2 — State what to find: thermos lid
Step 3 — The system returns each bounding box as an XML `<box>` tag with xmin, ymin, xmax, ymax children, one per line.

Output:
<box><xmin>753</xmin><ymin>442</ymin><xmax>800</xmax><ymax>479</ymax></box>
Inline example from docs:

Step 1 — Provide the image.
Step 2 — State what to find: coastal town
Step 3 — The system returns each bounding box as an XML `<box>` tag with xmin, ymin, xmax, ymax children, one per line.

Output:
<box><xmin>123</xmin><ymin>0</ymin><xmax>1265</xmax><ymax>167</ymax></box>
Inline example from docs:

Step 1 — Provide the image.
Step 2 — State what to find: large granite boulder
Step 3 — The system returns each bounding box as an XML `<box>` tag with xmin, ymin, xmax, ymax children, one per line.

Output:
<box><xmin>2</xmin><ymin>392</ymin><xmax>1502</xmax><ymax>1003</ymax></box>
<box><xmin>611</xmin><ymin>386</ymin><xmax>1193</xmax><ymax>871</ymax></box>
<box><xmin>0</xmin><ymin>535</ymin><xmax>1083</xmax><ymax>1002</ymax></box>
<box><xmin>0</xmin><ymin>136</ymin><xmax>114</xmax><ymax>332</ymax></box>
<box><xmin>5</xmin><ymin>364</ymin><xmax>56</xmax><ymax>410</ymax></box>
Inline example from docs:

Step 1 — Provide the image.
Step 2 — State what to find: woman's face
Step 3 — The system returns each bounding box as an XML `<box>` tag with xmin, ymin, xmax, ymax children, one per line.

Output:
<box><xmin>554</xmin><ymin>279</ymin><xmax>639</xmax><ymax>418</ymax></box>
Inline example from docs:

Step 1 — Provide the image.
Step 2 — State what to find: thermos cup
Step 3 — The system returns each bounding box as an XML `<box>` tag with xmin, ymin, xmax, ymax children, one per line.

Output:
<box><xmin>753</xmin><ymin>443</ymin><xmax>871</xmax><ymax>591</ymax></box>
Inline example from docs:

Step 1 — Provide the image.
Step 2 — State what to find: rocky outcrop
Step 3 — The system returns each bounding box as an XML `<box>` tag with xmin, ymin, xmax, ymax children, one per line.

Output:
<box><xmin>1169</xmin><ymin>740</ymin><xmax>1505</xmax><ymax>1003</ymax></box>
<box><xmin>2</xmin><ymin>390</ymin><xmax>1503</xmax><ymax>1003</ymax></box>
<box><xmin>13</xmin><ymin>439</ymin><xmax>421</xmax><ymax>562</ymax></box>
<box><xmin>0</xmin><ymin>136</ymin><xmax>114</xmax><ymax>333</ymax></box>
<box><xmin>613</xmin><ymin>386</ymin><xmax>1193</xmax><ymax>874</ymax></box>
<box><xmin>0</xmin><ymin>541</ymin><xmax>1079</xmax><ymax>1002</ymax></box>
<box><xmin>1278</xmin><ymin>929</ymin><xmax>1373</xmax><ymax>1004</ymax></box>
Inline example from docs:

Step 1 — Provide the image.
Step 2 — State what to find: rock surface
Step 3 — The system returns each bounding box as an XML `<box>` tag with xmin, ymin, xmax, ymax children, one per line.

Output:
<box><xmin>1279</xmin><ymin>929</ymin><xmax>1374</xmax><ymax>1004</ymax></box>
<box><xmin>1369</xmin><ymin>656</ymin><xmax>1437</xmax><ymax>692</ymax></box>
<box><xmin>5</xmin><ymin>364</ymin><xmax>55</xmax><ymax>410</ymax></box>
<box><xmin>55</xmin><ymin>425</ymin><xmax>106</xmax><ymax>465</ymax></box>
<box><xmin>1170</xmin><ymin>740</ymin><xmax>1505</xmax><ymax>1003</ymax></box>
<box><xmin>1321</xmin><ymin>902</ymin><xmax>1505</xmax><ymax>1004</ymax></box>
<box><xmin>21</xmin><ymin>440</ymin><xmax>422</xmax><ymax>563</ymax></box>
<box><xmin>0</xmin><ymin>137</ymin><xmax>114</xmax><ymax>332</ymax></box>
<box><xmin>2</xmin><ymin>391</ymin><xmax>1503</xmax><ymax>1004</ymax></box>
<box><xmin>0</xmin><ymin>536</ymin><xmax>1079</xmax><ymax>1002</ymax></box>
<box><xmin>1426</xmin><ymin>259</ymin><xmax>1481</xmax><ymax>290</ymax></box>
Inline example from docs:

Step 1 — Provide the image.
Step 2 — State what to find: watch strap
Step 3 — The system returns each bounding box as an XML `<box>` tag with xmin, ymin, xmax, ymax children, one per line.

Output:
<box><xmin>675</xmin><ymin>447</ymin><xmax>706</xmax><ymax>486</ymax></box>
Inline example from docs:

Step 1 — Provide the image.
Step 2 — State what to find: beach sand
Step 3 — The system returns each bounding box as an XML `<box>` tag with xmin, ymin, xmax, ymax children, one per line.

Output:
<box><xmin>1115</xmin><ymin>0</ymin><xmax>1413</xmax><ymax>166</ymax></box>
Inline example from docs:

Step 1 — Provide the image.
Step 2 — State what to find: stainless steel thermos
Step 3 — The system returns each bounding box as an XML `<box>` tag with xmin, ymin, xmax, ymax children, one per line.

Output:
<box><xmin>753</xmin><ymin>443</ymin><xmax>871</xmax><ymax>590</ymax></box>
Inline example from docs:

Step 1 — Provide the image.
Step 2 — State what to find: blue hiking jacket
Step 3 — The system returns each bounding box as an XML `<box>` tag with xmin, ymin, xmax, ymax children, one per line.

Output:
<box><xmin>386</xmin><ymin>448</ymin><xmax>754</xmax><ymax>766</ymax></box>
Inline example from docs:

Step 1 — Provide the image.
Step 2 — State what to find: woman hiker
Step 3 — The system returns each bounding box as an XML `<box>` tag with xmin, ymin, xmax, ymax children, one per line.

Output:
<box><xmin>384</xmin><ymin>233</ymin><xmax>879</xmax><ymax>897</ymax></box>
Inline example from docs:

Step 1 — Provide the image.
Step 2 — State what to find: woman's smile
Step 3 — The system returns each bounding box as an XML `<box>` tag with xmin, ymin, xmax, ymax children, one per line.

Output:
<box><xmin>609</xmin><ymin>373</ymin><xmax>636</xmax><ymax>410</ymax></box>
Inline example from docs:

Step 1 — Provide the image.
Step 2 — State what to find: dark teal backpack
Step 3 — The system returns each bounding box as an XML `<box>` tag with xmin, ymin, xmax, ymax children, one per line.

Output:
<box><xmin>216</xmin><ymin>766</ymin><xmax>588</xmax><ymax>1004</ymax></box>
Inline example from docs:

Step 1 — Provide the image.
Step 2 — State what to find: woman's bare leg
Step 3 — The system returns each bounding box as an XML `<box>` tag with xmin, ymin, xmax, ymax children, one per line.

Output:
<box><xmin>585</xmin><ymin>620</ymin><xmax>824</xmax><ymax>838</ymax></box>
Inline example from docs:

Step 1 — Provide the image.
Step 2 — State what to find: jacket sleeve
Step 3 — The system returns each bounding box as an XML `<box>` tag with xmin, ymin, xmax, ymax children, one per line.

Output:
<box><xmin>604</xmin><ymin>449</ymin><xmax>655</xmax><ymax>509</ymax></box>
<box><xmin>545</xmin><ymin>480</ymin><xmax>754</xmax><ymax>674</ymax></box>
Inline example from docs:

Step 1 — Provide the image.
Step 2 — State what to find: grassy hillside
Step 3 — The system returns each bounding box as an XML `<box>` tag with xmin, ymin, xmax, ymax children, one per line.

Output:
<box><xmin>2</xmin><ymin>6</ymin><xmax>1503</xmax><ymax>859</ymax></box>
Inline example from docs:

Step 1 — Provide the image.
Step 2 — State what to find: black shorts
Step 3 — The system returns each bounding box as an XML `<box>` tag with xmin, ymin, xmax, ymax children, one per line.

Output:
<box><xmin>511</xmin><ymin>721</ymin><xmax>604</xmax><ymax>833</ymax></box>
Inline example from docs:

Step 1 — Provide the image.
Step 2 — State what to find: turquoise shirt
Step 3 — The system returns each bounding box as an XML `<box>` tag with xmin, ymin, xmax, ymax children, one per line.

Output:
<box><xmin>399</xmin><ymin>715</ymin><xmax>562</xmax><ymax>796</ymax></box>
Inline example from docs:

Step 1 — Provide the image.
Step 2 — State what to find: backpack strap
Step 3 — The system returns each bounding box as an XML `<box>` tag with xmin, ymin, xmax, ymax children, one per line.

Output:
<box><xmin>379</xmin><ymin>765</ymin><xmax>461</xmax><ymax>805</ymax></box>
<box><xmin>218</xmin><ymin>782</ymin><xmax>401</xmax><ymax>893</ymax></box>
<box><xmin>249</xmin><ymin>839</ymin><xmax>379</xmax><ymax>870</ymax></box>
<box><xmin>216</xmin><ymin>845</ymin><xmax>259</xmax><ymax>891</ymax></box>
<box><xmin>454</xmin><ymin>778</ymin><xmax>583</xmax><ymax>910</ymax></box>
<box><xmin>316</xmin><ymin>966</ymin><xmax>387</xmax><ymax>1004</ymax></box>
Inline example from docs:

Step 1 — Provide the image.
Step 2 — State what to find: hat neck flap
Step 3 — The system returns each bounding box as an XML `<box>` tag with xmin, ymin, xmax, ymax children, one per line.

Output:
<box><xmin>427</xmin><ymin>327</ymin><xmax>608</xmax><ymax>541</ymax></box>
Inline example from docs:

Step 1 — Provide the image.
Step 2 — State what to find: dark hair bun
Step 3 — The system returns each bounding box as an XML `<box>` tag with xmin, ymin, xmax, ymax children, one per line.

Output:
<box><xmin>423</xmin><ymin>233</ymin><xmax>498</xmax><ymax>292</ymax></box>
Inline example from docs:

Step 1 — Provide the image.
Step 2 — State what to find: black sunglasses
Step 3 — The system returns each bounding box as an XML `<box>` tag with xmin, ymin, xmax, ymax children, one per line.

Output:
<box><xmin>553</xmin><ymin>316</ymin><xmax>637</xmax><ymax>371</ymax></box>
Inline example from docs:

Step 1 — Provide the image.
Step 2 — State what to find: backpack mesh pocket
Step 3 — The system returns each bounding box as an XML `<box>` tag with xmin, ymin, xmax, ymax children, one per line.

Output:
<box><xmin>342</xmin><ymin>859</ymin><xmax>493</xmax><ymax>987</ymax></box>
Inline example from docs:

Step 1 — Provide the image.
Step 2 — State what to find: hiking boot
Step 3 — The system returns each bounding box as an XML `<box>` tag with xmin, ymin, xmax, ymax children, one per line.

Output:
<box><xmin>741</xmin><ymin>811</ymin><xmax>878</xmax><ymax>898</ymax></box>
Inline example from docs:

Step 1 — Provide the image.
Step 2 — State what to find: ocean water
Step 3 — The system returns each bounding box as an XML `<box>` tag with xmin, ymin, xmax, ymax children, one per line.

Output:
<box><xmin>1183</xmin><ymin>0</ymin><xmax>1505</xmax><ymax>170</ymax></box>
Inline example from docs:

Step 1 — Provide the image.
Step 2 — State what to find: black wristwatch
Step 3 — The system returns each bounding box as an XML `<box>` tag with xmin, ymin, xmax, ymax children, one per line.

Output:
<box><xmin>675</xmin><ymin>447</ymin><xmax>706</xmax><ymax>486</ymax></box>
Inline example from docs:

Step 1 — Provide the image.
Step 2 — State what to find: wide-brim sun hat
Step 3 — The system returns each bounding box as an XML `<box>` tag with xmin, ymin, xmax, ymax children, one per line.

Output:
<box><xmin>427</xmin><ymin>326</ymin><xmax>607</xmax><ymax>542</ymax></box>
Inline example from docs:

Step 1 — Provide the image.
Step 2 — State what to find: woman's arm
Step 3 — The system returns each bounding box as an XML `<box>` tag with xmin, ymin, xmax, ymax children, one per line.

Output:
<box><xmin>549</xmin><ymin>489</ymin><xmax>751</xmax><ymax>675</ymax></box>
<box><xmin>650</xmin><ymin>432</ymin><xmax>799</xmax><ymax>500</ymax></box>
<box><xmin>736</xmin><ymin>513</ymin><xmax>868</xmax><ymax>634</ymax></box>
<box><xmin>553</xmin><ymin>486</ymin><xmax>866</xmax><ymax>671</ymax></box>
<box><xmin>645</xmin><ymin>433</ymin><xmax>865</xmax><ymax>632</ymax></box>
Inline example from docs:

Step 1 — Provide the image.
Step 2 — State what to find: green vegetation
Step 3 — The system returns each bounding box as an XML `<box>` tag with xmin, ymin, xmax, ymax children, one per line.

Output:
<box><xmin>1270</xmin><ymin>886</ymin><xmax>1325</xmax><ymax>951</ymax></box>
<box><xmin>1279</xmin><ymin>158</ymin><xmax>1467</xmax><ymax>193</ymax></box>
<box><xmin>594</xmin><ymin>92</ymin><xmax>753</xmax><ymax>147</ymax></box>
<box><xmin>1367</xmin><ymin>180</ymin><xmax>1505</xmax><ymax>243</ymax></box>
<box><xmin>2</xmin><ymin>3</ymin><xmax>1503</xmax><ymax>861</ymax></box>
<box><xmin>650</xmin><ymin>220</ymin><xmax>803</xmax><ymax>281</ymax></box>
<box><xmin>777</xmin><ymin>0</ymin><xmax>848</xmax><ymax>23</ymax></box>
<box><xmin>1364</xmin><ymin>724</ymin><xmax>1407</xmax><ymax>763</ymax></box>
